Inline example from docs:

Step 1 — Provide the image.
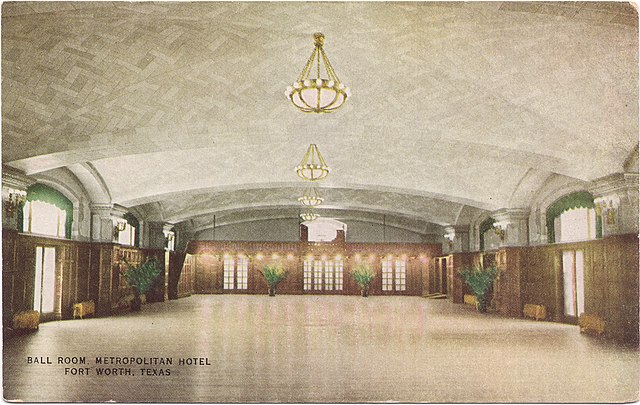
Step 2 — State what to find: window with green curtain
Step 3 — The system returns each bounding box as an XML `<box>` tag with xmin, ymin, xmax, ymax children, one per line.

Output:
<box><xmin>546</xmin><ymin>191</ymin><xmax>602</xmax><ymax>243</ymax></box>
<box><xmin>479</xmin><ymin>217</ymin><xmax>495</xmax><ymax>251</ymax></box>
<box><xmin>18</xmin><ymin>183</ymin><xmax>73</xmax><ymax>239</ymax></box>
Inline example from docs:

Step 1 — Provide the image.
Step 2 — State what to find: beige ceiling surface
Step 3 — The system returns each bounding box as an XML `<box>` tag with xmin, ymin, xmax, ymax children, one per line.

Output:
<box><xmin>2</xmin><ymin>2</ymin><xmax>638</xmax><ymax>232</ymax></box>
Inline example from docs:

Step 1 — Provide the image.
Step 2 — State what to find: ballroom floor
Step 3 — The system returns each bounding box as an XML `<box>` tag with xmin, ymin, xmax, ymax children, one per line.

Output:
<box><xmin>3</xmin><ymin>295</ymin><xmax>638</xmax><ymax>403</ymax></box>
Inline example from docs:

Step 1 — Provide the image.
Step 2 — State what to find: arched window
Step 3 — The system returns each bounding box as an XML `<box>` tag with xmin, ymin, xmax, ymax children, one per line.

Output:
<box><xmin>19</xmin><ymin>184</ymin><xmax>73</xmax><ymax>239</ymax></box>
<box><xmin>546</xmin><ymin>191</ymin><xmax>601</xmax><ymax>243</ymax></box>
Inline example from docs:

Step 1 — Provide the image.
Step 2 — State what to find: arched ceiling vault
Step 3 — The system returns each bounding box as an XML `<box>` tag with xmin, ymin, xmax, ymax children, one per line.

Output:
<box><xmin>2</xmin><ymin>2</ymin><xmax>637</xmax><ymax>234</ymax></box>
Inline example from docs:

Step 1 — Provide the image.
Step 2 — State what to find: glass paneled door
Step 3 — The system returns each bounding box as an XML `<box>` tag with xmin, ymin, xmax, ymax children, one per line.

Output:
<box><xmin>562</xmin><ymin>250</ymin><xmax>585</xmax><ymax>322</ymax></box>
<box><xmin>33</xmin><ymin>246</ymin><xmax>57</xmax><ymax>314</ymax></box>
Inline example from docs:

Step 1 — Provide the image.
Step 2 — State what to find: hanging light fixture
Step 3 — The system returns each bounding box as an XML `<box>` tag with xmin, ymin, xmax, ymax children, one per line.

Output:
<box><xmin>300</xmin><ymin>209</ymin><xmax>319</xmax><ymax>222</ymax></box>
<box><xmin>285</xmin><ymin>32</ymin><xmax>350</xmax><ymax>113</ymax></box>
<box><xmin>298</xmin><ymin>185</ymin><xmax>324</xmax><ymax>207</ymax></box>
<box><xmin>295</xmin><ymin>144</ymin><xmax>329</xmax><ymax>181</ymax></box>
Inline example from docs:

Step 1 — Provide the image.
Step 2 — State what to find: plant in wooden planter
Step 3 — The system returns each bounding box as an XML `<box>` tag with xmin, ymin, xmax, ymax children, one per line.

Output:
<box><xmin>259</xmin><ymin>264</ymin><xmax>287</xmax><ymax>296</ymax></box>
<box><xmin>459</xmin><ymin>264</ymin><xmax>499</xmax><ymax>312</ymax></box>
<box><xmin>351</xmin><ymin>263</ymin><xmax>375</xmax><ymax>297</ymax></box>
<box><xmin>121</xmin><ymin>257</ymin><xmax>162</xmax><ymax>311</ymax></box>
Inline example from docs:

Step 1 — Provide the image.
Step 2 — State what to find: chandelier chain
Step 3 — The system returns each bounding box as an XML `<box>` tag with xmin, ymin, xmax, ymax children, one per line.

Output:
<box><xmin>298</xmin><ymin>47</ymin><xmax>318</xmax><ymax>82</ymax></box>
<box><xmin>319</xmin><ymin>48</ymin><xmax>340</xmax><ymax>83</ymax></box>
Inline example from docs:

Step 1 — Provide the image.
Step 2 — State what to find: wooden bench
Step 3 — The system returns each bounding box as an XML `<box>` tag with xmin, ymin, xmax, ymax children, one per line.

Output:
<box><xmin>523</xmin><ymin>304</ymin><xmax>546</xmax><ymax>321</ymax></box>
<box><xmin>579</xmin><ymin>313</ymin><xmax>605</xmax><ymax>336</ymax></box>
<box><xmin>73</xmin><ymin>300</ymin><xmax>95</xmax><ymax>319</ymax></box>
<box><xmin>12</xmin><ymin>310</ymin><xmax>40</xmax><ymax>331</ymax></box>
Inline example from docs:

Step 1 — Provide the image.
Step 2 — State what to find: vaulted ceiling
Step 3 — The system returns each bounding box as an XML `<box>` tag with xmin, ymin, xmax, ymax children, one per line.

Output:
<box><xmin>2</xmin><ymin>1</ymin><xmax>638</xmax><ymax>235</ymax></box>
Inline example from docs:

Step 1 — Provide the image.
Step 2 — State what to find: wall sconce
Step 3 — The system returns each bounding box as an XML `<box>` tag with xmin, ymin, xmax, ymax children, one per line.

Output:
<box><xmin>443</xmin><ymin>227</ymin><xmax>455</xmax><ymax>249</ymax></box>
<box><xmin>113</xmin><ymin>218</ymin><xmax>127</xmax><ymax>238</ymax></box>
<box><xmin>163</xmin><ymin>229</ymin><xmax>175</xmax><ymax>251</ymax></box>
<box><xmin>493</xmin><ymin>222</ymin><xmax>505</xmax><ymax>241</ymax></box>
<box><xmin>3</xmin><ymin>188</ymin><xmax>27</xmax><ymax>218</ymax></box>
<box><xmin>594</xmin><ymin>195</ymin><xmax>620</xmax><ymax>225</ymax></box>
<box><xmin>163</xmin><ymin>232</ymin><xmax>175</xmax><ymax>242</ymax></box>
<box><xmin>443</xmin><ymin>233</ymin><xmax>454</xmax><ymax>249</ymax></box>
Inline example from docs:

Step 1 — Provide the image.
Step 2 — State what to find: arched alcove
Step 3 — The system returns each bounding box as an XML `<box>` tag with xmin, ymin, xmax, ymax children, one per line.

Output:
<box><xmin>546</xmin><ymin>191</ymin><xmax>601</xmax><ymax>243</ymax></box>
<box><xmin>19</xmin><ymin>183</ymin><xmax>73</xmax><ymax>239</ymax></box>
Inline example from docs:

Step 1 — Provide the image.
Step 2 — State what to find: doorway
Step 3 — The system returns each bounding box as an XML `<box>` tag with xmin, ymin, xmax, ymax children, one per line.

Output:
<box><xmin>562</xmin><ymin>250</ymin><xmax>585</xmax><ymax>322</ymax></box>
<box><xmin>439</xmin><ymin>258</ymin><xmax>448</xmax><ymax>294</ymax></box>
<box><xmin>33</xmin><ymin>246</ymin><xmax>58</xmax><ymax>317</ymax></box>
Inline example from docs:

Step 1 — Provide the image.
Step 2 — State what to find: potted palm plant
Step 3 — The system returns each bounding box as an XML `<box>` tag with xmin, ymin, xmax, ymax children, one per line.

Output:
<box><xmin>351</xmin><ymin>263</ymin><xmax>375</xmax><ymax>297</ymax></box>
<box><xmin>459</xmin><ymin>264</ymin><xmax>499</xmax><ymax>312</ymax></box>
<box><xmin>260</xmin><ymin>264</ymin><xmax>287</xmax><ymax>296</ymax></box>
<box><xmin>121</xmin><ymin>257</ymin><xmax>162</xmax><ymax>311</ymax></box>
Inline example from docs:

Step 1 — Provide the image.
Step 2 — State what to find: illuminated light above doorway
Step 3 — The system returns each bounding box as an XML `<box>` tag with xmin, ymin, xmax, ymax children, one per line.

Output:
<box><xmin>285</xmin><ymin>32</ymin><xmax>350</xmax><ymax>113</ymax></box>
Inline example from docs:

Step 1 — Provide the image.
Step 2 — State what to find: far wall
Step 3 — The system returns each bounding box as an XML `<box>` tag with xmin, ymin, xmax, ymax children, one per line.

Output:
<box><xmin>193</xmin><ymin>218</ymin><xmax>439</xmax><ymax>243</ymax></box>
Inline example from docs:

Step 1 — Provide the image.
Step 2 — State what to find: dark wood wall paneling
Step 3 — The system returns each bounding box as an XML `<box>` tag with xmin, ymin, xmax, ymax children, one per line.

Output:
<box><xmin>517</xmin><ymin>234</ymin><xmax>639</xmax><ymax>345</ymax></box>
<box><xmin>441</xmin><ymin>234</ymin><xmax>638</xmax><ymax>345</ymax></box>
<box><xmin>2</xmin><ymin>230</ymin><xmax>165</xmax><ymax>325</ymax></box>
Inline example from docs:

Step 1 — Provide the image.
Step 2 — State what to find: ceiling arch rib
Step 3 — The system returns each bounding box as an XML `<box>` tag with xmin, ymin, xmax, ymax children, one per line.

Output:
<box><xmin>66</xmin><ymin>163</ymin><xmax>112</xmax><ymax>204</ymax></box>
<box><xmin>181</xmin><ymin>206</ymin><xmax>444</xmax><ymax>237</ymax></box>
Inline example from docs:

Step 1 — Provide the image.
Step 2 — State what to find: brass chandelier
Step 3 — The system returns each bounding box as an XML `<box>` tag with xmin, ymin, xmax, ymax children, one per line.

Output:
<box><xmin>296</xmin><ymin>144</ymin><xmax>330</xmax><ymax>222</ymax></box>
<box><xmin>300</xmin><ymin>208</ymin><xmax>319</xmax><ymax>222</ymax></box>
<box><xmin>295</xmin><ymin>144</ymin><xmax>329</xmax><ymax>181</ymax></box>
<box><xmin>285</xmin><ymin>33</ymin><xmax>350</xmax><ymax>113</ymax></box>
<box><xmin>298</xmin><ymin>185</ymin><xmax>324</xmax><ymax>207</ymax></box>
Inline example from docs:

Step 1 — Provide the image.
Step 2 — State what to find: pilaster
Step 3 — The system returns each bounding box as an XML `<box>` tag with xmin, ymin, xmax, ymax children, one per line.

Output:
<box><xmin>492</xmin><ymin>208</ymin><xmax>530</xmax><ymax>247</ymax></box>
<box><xmin>144</xmin><ymin>221</ymin><xmax>166</xmax><ymax>249</ymax></box>
<box><xmin>589</xmin><ymin>173</ymin><xmax>639</xmax><ymax>236</ymax></box>
<box><xmin>443</xmin><ymin>225</ymin><xmax>471</xmax><ymax>253</ymax></box>
<box><xmin>90</xmin><ymin>203</ymin><xmax>114</xmax><ymax>242</ymax></box>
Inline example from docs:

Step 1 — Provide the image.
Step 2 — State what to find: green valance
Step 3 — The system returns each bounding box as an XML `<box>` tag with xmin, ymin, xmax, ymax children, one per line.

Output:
<box><xmin>546</xmin><ymin>191</ymin><xmax>601</xmax><ymax>243</ymax></box>
<box><xmin>479</xmin><ymin>216</ymin><xmax>495</xmax><ymax>251</ymax></box>
<box><xmin>18</xmin><ymin>183</ymin><xmax>74</xmax><ymax>239</ymax></box>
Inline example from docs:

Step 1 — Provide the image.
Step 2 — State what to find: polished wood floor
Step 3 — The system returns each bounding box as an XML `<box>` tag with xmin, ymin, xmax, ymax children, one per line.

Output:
<box><xmin>3</xmin><ymin>295</ymin><xmax>638</xmax><ymax>403</ymax></box>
